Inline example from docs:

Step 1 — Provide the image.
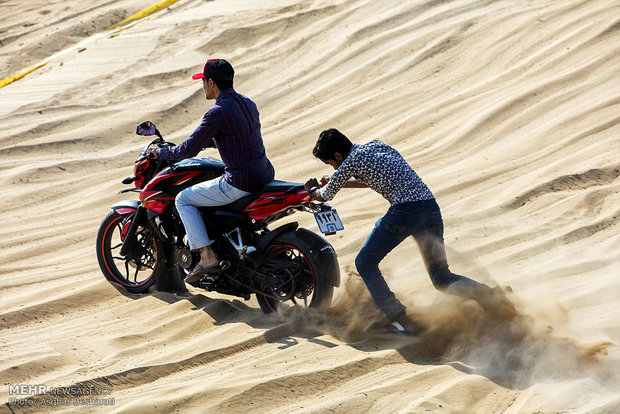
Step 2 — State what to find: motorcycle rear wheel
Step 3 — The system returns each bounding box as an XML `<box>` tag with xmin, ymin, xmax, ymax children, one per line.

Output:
<box><xmin>256</xmin><ymin>231</ymin><xmax>334</xmax><ymax>313</ymax></box>
<box><xmin>96</xmin><ymin>210</ymin><xmax>163</xmax><ymax>293</ymax></box>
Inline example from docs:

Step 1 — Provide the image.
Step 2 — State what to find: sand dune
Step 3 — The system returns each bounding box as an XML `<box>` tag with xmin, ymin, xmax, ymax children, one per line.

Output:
<box><xmin>1</xmin><ymin>0</ymin><xmax>619</xmax><ymax>412</ymax></box>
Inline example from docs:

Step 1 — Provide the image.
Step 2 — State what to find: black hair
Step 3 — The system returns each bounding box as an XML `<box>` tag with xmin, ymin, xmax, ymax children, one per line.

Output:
<box><xmin>211</xmin><ymin>77</ymin><xmax>233</xmax><ymax>91</ymax></box>
<box><xmin>312</xmin><ymin>128</ymin><xmax>353</xmax><ymax>161</ymax></box>
<box><xmin>204</xmin><ymin>59</ymin><xmax>234</xmax><ymax>91</ymax></box>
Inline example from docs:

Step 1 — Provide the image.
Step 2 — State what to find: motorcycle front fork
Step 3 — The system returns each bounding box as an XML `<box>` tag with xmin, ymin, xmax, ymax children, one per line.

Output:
<box><xmin>119</xmin><ymin>206</ymin><xmax>146</xmax><ymax>257</ymax></box>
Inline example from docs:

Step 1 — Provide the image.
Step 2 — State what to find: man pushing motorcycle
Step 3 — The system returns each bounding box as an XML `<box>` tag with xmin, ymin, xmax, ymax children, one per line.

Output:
<box><xmin>305</xmin><ymin>128</ymin><xmax>515</xmax><ymax>335</ymax></box>
<box><xmin>146</xmin><ymin>58</ymin><xmax>275</xmax><ymax>284</ymax></box>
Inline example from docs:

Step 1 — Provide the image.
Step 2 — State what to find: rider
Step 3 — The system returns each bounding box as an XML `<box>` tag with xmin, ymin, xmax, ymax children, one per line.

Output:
<box><xmin>147</xmin><ymin>58</ymin><xmax>275</xmax><ymax>284</ymax></box>
<box><xmin>305</xmin><ymin>128</ymin><xmax>514</xmax><ymax>334</ymax></box>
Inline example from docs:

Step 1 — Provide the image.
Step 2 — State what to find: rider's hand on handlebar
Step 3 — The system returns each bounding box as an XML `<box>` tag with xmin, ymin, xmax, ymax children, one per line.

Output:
<box><xmin>320</xmin><ymin>175</ymin><xmax>330</xmax><ymax>186</ymax></box>
<box><xmin>146</xmin><ymin>144</ymin><xmax>159</xmax><ymax>159</ymax></box>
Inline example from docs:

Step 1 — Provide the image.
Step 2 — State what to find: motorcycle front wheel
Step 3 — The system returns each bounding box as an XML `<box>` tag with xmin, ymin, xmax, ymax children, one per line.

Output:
<box><xmin>96</xmin><ymin>210</ymin><xmax>164</xmax><ymax>293</ymax></box>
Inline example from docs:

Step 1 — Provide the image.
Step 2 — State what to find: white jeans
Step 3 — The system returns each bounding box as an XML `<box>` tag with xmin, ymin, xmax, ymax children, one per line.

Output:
<box><xmin>175</xmin><ymin>176</ymin><xmax>250</xmax><ymax>250</ymax></box>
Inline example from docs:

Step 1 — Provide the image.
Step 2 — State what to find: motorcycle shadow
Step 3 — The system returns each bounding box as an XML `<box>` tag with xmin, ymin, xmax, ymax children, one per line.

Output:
<box><xmin>109</xmin><ymin>279</ymin><xmax>298</xmax><ymax>337</ymax></box>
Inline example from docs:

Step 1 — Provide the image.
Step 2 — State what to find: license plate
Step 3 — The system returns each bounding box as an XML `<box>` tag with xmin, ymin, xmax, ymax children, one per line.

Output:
<box><xmin>314</xmin><ymin>209</ymin><xmax>344</xmax><ymax>234</ymax></box>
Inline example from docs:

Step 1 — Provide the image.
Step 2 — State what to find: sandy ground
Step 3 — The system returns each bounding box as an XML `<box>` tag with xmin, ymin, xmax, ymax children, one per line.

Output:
<box><xmin>1</xmin><ymin>0</ymin><xmax>619</xmax><ymax>412</ymax></box>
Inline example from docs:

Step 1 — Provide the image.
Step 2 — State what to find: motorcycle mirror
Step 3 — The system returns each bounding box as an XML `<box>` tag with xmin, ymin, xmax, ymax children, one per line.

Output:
<box><xmin>136</xmin><ymin>121</ymin><xmax>157</xmax><ymax>136</ymax></box>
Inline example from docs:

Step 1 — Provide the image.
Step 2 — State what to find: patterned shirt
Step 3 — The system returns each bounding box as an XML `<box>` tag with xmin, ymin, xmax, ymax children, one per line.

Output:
<box><xmin>156</xmin><ymin>88</ymin><xmax>275</xmax><ymax>193</ymax></box>
<box><xmin>319</xmin><ymin>140</ymin><xmax>434</xmax><ymax>205</ymax></box>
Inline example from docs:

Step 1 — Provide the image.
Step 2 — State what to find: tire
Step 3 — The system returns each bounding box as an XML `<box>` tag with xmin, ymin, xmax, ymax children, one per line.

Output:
<box><xmin>256</xmin><ymin>230</ymin><xmax>335</xmax><ymax>313</ymax></box>
<box><xmin>96</xmin><ymin>210</ymin><xmax>164</xmax><ymax>293</ymax></box>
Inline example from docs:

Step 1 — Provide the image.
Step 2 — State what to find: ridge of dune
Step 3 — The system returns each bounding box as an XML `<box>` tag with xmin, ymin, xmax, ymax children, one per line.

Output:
<box><xmin>1</xmin><ymin>0</ymin><xmax>619</xmax><ymax>413</ymax></box>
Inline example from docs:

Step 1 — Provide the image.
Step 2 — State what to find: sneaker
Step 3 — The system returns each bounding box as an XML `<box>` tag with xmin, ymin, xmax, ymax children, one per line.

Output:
<box><xmin>387</xmin><ymin>314</ymin><xmax>424</xmax><ymax>336</ymax></box>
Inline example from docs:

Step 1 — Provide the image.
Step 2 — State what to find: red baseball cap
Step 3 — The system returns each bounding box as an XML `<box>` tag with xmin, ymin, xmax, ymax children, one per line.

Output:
<box><xmin>191</xmin><ymin>58</ymin><xmax>235</xmax><ymax>81</ymax></box>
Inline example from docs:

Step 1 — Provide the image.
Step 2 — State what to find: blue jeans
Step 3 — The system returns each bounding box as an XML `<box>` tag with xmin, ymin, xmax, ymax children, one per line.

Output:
<box><xmin>176</xmin><ymin>176</ymin><xmax>250</xmax><ymax>250</ymax></box>
<box><xmin>354</xmin><ymin>199</ymin><xmax>489</xmax><ymax>321</ymax></box>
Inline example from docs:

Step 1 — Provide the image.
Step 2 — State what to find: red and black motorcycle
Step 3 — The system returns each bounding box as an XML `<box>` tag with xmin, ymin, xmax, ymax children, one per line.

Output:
<box><xmin>96</xmin><ymin>121</ymin><xmax>342</xmax><ymax>313</ymax></box>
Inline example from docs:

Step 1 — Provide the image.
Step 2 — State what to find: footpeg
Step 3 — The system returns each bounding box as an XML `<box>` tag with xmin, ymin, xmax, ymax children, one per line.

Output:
<box><xmin>219</xmin><ymin>260</ymin><xmax>231</xmax><ymax>271</ymax></box>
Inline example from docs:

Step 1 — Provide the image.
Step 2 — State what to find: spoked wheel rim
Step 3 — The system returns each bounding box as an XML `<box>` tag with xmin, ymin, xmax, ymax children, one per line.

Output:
<box><xmin>259</xmin><ymin>244</ymin><xmax>316</xmax><ymax>312</ymax></box>
<box><xmin>101</xmin><ymin>214</ymin><xmax>158</xmax><ymax>288</ymax></box>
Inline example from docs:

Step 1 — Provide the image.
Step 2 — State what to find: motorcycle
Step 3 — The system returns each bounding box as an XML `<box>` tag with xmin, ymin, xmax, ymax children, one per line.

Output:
<box><xmin>96</xmin><ymin>121</ymin><xmax>342</xmax><ymax>313</ymax></box>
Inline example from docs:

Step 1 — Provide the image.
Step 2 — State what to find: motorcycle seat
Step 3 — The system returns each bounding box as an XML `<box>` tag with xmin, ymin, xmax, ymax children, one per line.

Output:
<box><xmin>201</xmin><ymin>180</ymin><xmax>305</xmax><ymax>215</ymax></box>
<box><xmin>260</xmin><ymin>180</ymin><xmax>304</xmax><ymax>194</ymax></box>
<box><xmin>226</xmin><ymin>194</ymin><xmax>259</xmax><ymax>213</ymax></box>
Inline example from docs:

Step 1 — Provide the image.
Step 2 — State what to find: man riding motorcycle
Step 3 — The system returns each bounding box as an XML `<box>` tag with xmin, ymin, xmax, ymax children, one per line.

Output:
<box><xmin>146</xmin><ymin>58</ymin><xmax>275</xmax><ymax>284</ymax></box>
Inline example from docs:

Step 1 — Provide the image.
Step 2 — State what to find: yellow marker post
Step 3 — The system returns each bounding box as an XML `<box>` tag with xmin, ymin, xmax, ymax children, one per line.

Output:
<box><xmin>0</xmin><ymin>63</ymin><xmax>48</xmax><ymax>88</ymax></box>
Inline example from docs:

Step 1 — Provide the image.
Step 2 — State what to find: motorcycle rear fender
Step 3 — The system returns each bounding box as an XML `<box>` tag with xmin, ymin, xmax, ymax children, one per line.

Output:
<box><xmin>255</xmin><ymin>222</ymin><xmax>299</xmax><ymax>254</ymax></box>
<box><xmin>295</xmin><ymin>228</ymin><xmax>341</xmax><ymax>288</ymax></box>
<box><xmin>111</xmin><ymin>199</ymin><xmax>140</xmax><ymax>216</ymax></box>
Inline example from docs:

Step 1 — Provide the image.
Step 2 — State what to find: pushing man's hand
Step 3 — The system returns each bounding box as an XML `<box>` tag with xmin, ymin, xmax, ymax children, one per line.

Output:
<box><xmin>304</xmin><ymin>178</ymin><xmax>319</xmax><ymax>193</ymax></box>
<box><xmin>304</xmin><ymin>178</ymin><xmax>327</xmax><ymax>201</ymax></box>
